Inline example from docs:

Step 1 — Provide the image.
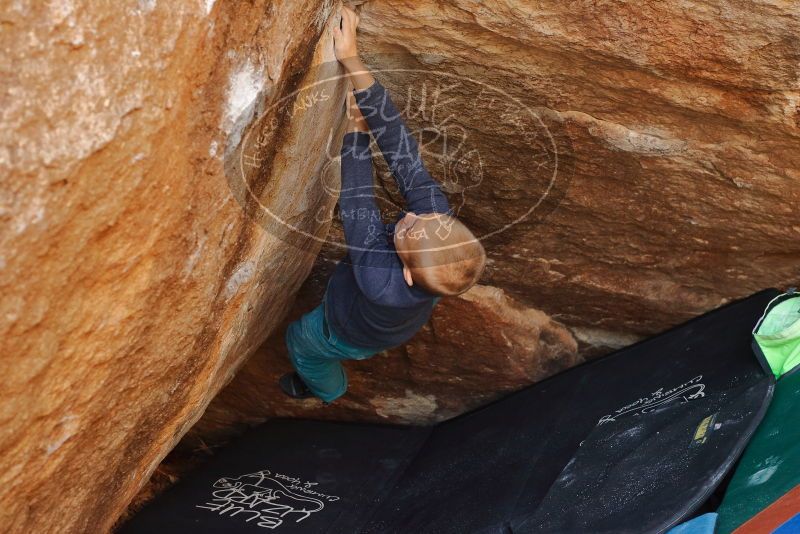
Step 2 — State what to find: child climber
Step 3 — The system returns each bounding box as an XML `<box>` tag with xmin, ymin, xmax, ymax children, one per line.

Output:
<box><xmin>279</xmin><ymin>6</ymin><xmax>487</xmax><ymax>403</ymax></box>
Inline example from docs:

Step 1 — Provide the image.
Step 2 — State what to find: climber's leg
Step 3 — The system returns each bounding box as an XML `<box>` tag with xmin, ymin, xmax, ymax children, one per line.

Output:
<box><xmin>284</xmin><ymin>304</ymin><xmax>348</xmax><ymax>403</ymax></box>
<box><xmin>283</xmin><ymin>300</ymin><xmax>387</xmax><ymax>403</ymax></box>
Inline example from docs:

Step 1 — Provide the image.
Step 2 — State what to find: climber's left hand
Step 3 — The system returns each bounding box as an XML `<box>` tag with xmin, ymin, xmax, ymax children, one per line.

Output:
<box><xmin>333</xmin><ymin>6</ymin><xmax>360</xmax><ymax>63</ymax></box>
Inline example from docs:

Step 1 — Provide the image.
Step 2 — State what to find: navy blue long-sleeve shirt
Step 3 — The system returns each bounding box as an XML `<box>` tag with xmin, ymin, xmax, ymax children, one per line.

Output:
<box><xmin>324</xmin><ymin>80</ymin><xmax>450</xmax><ymax>349</ymax></box>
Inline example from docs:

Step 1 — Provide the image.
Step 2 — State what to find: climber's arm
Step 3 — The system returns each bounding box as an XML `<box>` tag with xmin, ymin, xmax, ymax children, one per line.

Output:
<box><xmin>352</xmin><ymin>80</ymin><xmax>450</xmax><ymax>216</ymax></box>
<box><xmin>339</xmin><ymin>132</ymin><xmax>411</xmax><ymax>304</ymax></box>
<box><xmin>333</xmin><ymin>5</ymin><xmax>449</xmax><ymax>216</ymax></box>
<box><xmin>339</xmin><ymin>56</ymin><xmax>375</xmax><ymax>93</ymax></box>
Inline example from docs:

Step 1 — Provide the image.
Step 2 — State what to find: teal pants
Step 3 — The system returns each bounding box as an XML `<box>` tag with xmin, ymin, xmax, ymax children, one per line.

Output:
<box><xmin>285</xmin><ymin>303</ymin><xmax>385</xmax><ymax>403</ymax></box>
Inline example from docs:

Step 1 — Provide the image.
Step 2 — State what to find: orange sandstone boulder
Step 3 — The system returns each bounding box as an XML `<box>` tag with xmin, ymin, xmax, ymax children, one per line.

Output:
<box><xmin>0</xmin><ymin>1</ymin><xmax>347</xmax><ymax>531</ymax></box>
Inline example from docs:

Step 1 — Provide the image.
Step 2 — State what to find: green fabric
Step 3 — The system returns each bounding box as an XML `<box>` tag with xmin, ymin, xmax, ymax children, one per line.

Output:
<box><xmin>716</xmin><ymin>371</ymin><xmax>800</xmax><ymax>533</ymax></box>
<box><xmin>754</xmin><ymin>295</ymin><xmax>800</xmax><ymax>377</ymax></box>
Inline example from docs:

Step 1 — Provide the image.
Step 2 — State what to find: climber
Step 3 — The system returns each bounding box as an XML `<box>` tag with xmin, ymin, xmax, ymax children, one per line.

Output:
<box><xmin>279</xmin><ymin>6</ymin><xmax>486</xmax><ymax>403</ymax></box>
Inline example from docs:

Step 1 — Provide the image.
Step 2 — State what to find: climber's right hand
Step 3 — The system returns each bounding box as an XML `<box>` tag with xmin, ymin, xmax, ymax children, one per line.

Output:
<box><xmin>333</xmin><ymin>5</ymin><xmax>360</xmax><ymax>64</ymax></box>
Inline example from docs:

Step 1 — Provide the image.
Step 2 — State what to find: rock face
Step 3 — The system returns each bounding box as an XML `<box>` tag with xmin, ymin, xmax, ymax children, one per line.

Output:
<box><xmin>3</xmin><ymin>0</ymin><xmax>800</xmax><ymax>531</ymax></box>
<box><xmin>1</xmin><ymin>1</ymin><xmax>347</xmax><ymax>532</ymax></box>
<box><xmin>191</xmin><ymin>271</ymin><xmax>579</xmax><ymax>434</ymax></box>
<box><xmin>352</xmin><ymin>0</ymin><xmax>800</xmax><ymax>336</ymax></box>
<box><xmin>191</xmin><ymin>0</ymin><xmax>799</xmax><ymax>437</ymax></box>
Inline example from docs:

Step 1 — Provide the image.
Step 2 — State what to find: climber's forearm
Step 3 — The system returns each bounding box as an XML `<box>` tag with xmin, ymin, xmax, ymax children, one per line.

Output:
<box><xmin>340</xmin><ymin>56</ymin><xmax>375</xmax><ymax>92</ymax></box>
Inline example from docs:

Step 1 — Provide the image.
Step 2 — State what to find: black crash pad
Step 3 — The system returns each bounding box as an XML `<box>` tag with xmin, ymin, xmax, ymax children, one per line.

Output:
<box><xmin>122</xmin><ymin>290</ymin><xmax>778</xmax><ymax>534</ymax></box>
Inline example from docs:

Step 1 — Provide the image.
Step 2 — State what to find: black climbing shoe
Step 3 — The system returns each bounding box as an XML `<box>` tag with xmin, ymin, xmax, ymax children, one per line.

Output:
<box><xmin>279</xmin><ymin>372</ymin><xmax>315</xmax><ymax>400</ymax></box>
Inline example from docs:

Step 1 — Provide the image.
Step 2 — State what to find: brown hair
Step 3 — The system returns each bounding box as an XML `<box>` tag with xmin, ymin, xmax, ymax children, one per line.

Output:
<box><xmin>397</xmin><ymin>214</ymin><xmax>486</xmax><ymax>296</ymax></box>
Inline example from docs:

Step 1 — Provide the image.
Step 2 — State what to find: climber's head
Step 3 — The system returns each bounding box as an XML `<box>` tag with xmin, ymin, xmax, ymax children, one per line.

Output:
<box><xmin>393</xmin><ymin>212</ymin><xmax>486</xmax><ymax>296</ymax></box>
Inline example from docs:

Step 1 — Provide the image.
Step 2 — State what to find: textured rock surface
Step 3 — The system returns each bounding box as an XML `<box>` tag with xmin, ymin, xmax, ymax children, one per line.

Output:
<box><xmin>351</xmin><ymin>0</ymin><xmax>800</xmax><ymax>337</ymax></box>
<box><xmin>4</xmin><ymin>0</ymin><xmax>800</xmax><ymax>531</ymax></box>
<box><xmin>1</xmin><ymin>1</ymin><xmax>345</xmax><ymax>532</ymax></box>
<box><xmin>190</xmin><ymin>0</ymin><xmax>799</xmax><ymax>438</ymax></box>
